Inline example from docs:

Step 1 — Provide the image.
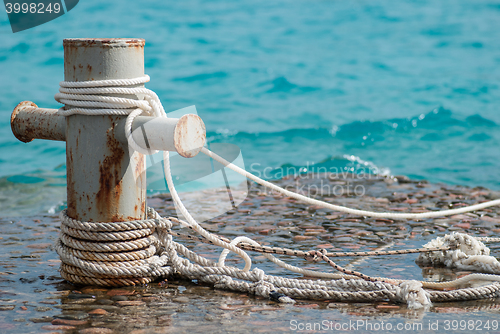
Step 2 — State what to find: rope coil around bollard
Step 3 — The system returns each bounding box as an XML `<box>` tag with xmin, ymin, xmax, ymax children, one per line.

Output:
<box><xmin>53</xmin><ymin>75</ymin><xmax>500</xmax><ymax>309</ymax></box>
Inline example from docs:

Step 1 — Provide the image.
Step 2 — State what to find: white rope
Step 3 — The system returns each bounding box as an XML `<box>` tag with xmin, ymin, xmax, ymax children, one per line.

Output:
<box><xmin>55</xmin><ymin>75</ymin><xmax>163</xmax><ymax>154</ymax></box>
<box><xmin>59</xmin><ymin>76</ymin><xmax>151</xmax><ymax>88</ymax></box>
<box><xmin>417</xmin><ymin>233</ymin><xmax>500</xmax><ymax>274</ymax></box>
<box><xmin>162</xmin><ymin>149</ymin><xmax>254</xmax><ymax>271</ymax></box>
<box><xmin>216</xmin><ymin>236</ymin><xmax>352</xmax><ymax>279</ymax></box>
<box><xmin>170</xmin><ymin>226</ymin><xmax>500</xmax><ymax>288</ymax></box>
<box><xmin>53</xmin><ymin>75</ymin><xmax>500</xmax><ymax>309</ymax></box>
<box><xmin>200</xmin><ymin>147</ymin><xmax>500</xmax><ymax>219</ymax></box>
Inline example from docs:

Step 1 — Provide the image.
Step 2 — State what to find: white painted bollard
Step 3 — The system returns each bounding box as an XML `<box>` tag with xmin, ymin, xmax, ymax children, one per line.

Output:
<box><xmin>10</xmin><ymin>38</ymin><xmax>206</xmax><ymax>222</ymax></box>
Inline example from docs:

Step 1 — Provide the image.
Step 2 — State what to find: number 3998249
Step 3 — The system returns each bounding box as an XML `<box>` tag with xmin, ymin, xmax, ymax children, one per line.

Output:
<box><xmin>5</xmin><ymin>3</ymin><xmax>61</xmax><ymax>14</ymax></box>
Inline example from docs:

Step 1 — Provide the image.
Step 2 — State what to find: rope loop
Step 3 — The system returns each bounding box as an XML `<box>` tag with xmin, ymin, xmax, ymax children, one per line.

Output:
<box><xmin>55</xmin><ymin>74</ymin><xmax>163</xmax><ymax>155</ymax></box>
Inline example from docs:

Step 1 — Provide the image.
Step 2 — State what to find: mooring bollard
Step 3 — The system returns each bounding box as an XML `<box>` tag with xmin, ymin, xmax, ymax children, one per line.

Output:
<box><xmin>10</xmin><ymin>38</ymin><xmax>206</xmax><ymax>223</ymax></box>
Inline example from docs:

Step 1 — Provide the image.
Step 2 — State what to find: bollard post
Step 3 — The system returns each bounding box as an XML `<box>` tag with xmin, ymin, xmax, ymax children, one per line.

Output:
<box><xmin>64</xmin><ymin>38</ymin><xmax>147</xmax><ymax>222</ymax></box>
<box><xmin>10</xmin><ymin>38</ymin><xmax>206</xmax><ymax>223</ymax></box>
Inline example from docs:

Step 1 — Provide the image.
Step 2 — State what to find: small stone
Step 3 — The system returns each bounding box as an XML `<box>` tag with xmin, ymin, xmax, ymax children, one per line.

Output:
<box><xmin>66</xmin><ymin>298</ymin><xmax>96</xmax><ymax>305</ymax></box>
<box><xmin>68</xmin><ymin>293</ymin><xmax>96</xmax><ymax>299</ymax></box>
<box><xmin>454</xmin><ymin>222</ymin><xmax>471</xmax><ymax>229</ymax></box>
<box><xmin>305</xmin><ymin>228</ymin><xmax>325</xmax><ymax>233</ymax></box>
<box><xmin>292</xmin><ymin>235</ymin><xmax>314</xmax><ymax>242</ymax></box>
<box><xmin>295</xmin><ymin>303</ymin><xmax>319</xmax><ymax>308</ymax></box>
<box><xmin>41</xmin><ymin>325</ymin><xmax>77</xmax><ymax>331</ymax></box>
<box><xmin>51</xmin><ymin>318</ymin><xmax>88</xmax><ymax>326</ymax></box>
<box><xmin>450</xmin><ymin>214</ymin><xmax>472</xmax><ymax>220</ymax></box>
<box><xmin>55</xmin><ymin>311</ymin><xmax>89</xmax><ymax>320</ymax></box>
<box><xmin>249</xmin><ymin>307</ymin><xmax>282</xmax><ymax>312</ymax></box>
<box><xmin>96</xmin><ymin>299</ymin><xmax>114</xmax><ymax>305</ymax></box>
<box><xmin>247</xmin><ymin>210</ymin><xmax>267</xmax><ymax>217</ymax></box>
<box><xmin>128</xmin><ymin>330</ymin><xmax>148</xmax><ymax>334</ymax></box>
<box><xmin>81</xmin><ymin>287</ymin><xmax>107</xmax><ymax>295</ymax></box>
<box><xmin>173</xmin><ymin>296</ymin><xmax>190</xmax><ymax>303</ymax></box>
<box><xmin>20</xmin><ymin>306</ymin><xmax>28</xmax><ymax>310</ymax></box>
<box><xmin>88</xmin><ymin>308</ymin><xmax>107</xmax><ymax>315</ymax></box>
<box><xmin>111</xmin><ymin>295</ymin><xmax>128</xmax><ymax>301</ymax></box>
<box><xmin>158</xmin><ymin>315</ymin><xmax>172</xmax><ymax>325</ymax></box>
<box><xmin>30</xmin><ymin>316</ymin><xmax>54</xmax><ymax>323</ymax></box>
<box><xmin>106</xmin><ymin>289</ymin><xmax>135</xmax><ymax>297</ymax></box>
<box><xmin>0</xmin><ymin>305</ymin><xmax>15</xmax><ymax>311</ymax></box>
<box><xmin>480</xmin><ymin>216</ymin><xmax>500</xmax><ymax>224</ymax></box>
<box><xmin>434</xmin><ymin>307</ymin><xmax>469</xmax><ymax>313</ymax></box>
<box><xmin>26</xmin><ymin>243</ymin><xmax>52</xmax><ymax>249</ymax></box>
<box><xmin>93</xmin><ymin>305</ymin><xmax>119</xmax><ymax>312</ymax></box>
<box><xmin>13</xmin><ymin>318</ymin><xmax>26</xmax><ymax>322</ymax></box>
<box><xmin>327</xmin><ymin>303</ymin><xmax>349</xmax><ymax>308</ymax></box>
<box><xmin>36</xmin><ymin>306</ymin><xmax>52</xmax><ymax>312</ymax></box>
<box><xmin>332</xmin><ymin>236</ymin><xmax>354</xmax><ymax>242</ymax></box>
<box><xmin>115</xmin><ymin>300</ymin><xmax>145</xmax><ymax>307</ymax></box>
<box><xmin>376</xmin><ymin>304</ymin><xmax>400</xmax><ymax>309</ymax></box>
<box><xmin>219</xmin><ymin>304</ymin><xmax>254</xmax><ymax>310</ymax></box>
<box><xmin>299</xmin><ymin>225</ymin><xmax>325</xmax><ymax>230</ymax></box>
<box><xmin>49</xmin><ymin>290</ymin><xmax>70</xmax><ymax>296</ymax></box>
<box><xmin>39</xmin><ymin>300</ymin><xmax>58</xmax><ymax>305</ymax></box>
<box><xmin>304</xmin><ymin>231</ymin><xmax>322</xmax><ymax>236</ymax></box>
<box><xmin>243</xmin><ymin>225</ymin><xmax>275</xmax><ymax>233</ymax></box>
<box><xmin>78</xmin><ymin>328</ymin><xmax>114</xmax><ymax>334</ymax></box>
<box><xmin>353</xmin><ymin>230</ymin><xmax>372</xmax><ymax>236</ymax></box>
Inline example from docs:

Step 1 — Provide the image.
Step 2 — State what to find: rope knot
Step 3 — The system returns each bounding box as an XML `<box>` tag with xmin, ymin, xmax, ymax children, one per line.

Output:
<box><xmin>305</xmin><ymin>250</ymin><xmax>322</xmax><ymax>262</ymax></box>
<box><xmin>269</xmin><ymin>290</ymin><xmax>296</xmax><ymax>304</ymax></box>
<box><xmin>251</xmin><ymin>268</ymin><xmax>265</xmax><ymax>281</ymax></box>
<box><xmin>416</xmin><ymin>233</ymin><xmax>500</xmax><ymax>274</ymax></box>
<box><xmin>250</xmin><ymin>280</ymin><xmax>274</xmax><ymax>298</ymax></box>
<box><xmin>214</xmin><ymin>276</ymin><xmax>233</xmax><ymax>290</ymax></box>
<box><xmin>396</xmin><ymin>280</ymin><xmax>431</xmax><ymax>309</ymax></box>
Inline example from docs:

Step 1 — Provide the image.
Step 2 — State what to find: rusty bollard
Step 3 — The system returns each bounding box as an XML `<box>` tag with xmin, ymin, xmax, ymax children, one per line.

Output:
<box><xmin>11</xmin><ymin>38</ymin><xmax>206</xmax><ymax>223</ymax></box>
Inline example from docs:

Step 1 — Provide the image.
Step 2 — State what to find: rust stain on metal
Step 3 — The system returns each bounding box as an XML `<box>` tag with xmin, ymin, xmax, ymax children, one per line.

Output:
<box><xmin>132</xmin><ymin>152</ymin><xmax>146</xmax><ymax>219</ymax></box>
<box><xmin>134</xmin><ymin>154</ymin><xmax>144</xmax><ymax>179</ymax></box>
<box><xmin>174</xmin><ymin>114</ymin><xmax>206</xmax><ymax>158</ymax></box>
<box><xmin>64</xmin><ymin>38</ymin><xmax>145</xmax><ymax>48</ymax></box>
<box><xmin>66</xmin><ymin>145</ymin><xmax>76</xmax><ymax>219</ymax></box>
<box><xmin>11</xmin><ymin>102</ymin><xmax>66</xmax><ymax>143</ymax></box>
<box><xmin>95</xmin><ymin>119</ymin><xmax>126</xmax><ymax>221</ymax></box>
<box><xmin>11</xmin><ymin>101</ymin><xmax>38</xmax><ymax>143</ymax></box>
<box><xmin>126</xmin><ymin>39</ymin><xmax>145</xmax><ymax>51</ymax></box>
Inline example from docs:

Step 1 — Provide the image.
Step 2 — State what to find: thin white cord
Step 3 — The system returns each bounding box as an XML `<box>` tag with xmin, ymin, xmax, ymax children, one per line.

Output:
<box><xmin>200</xmin><ymin>147</ymin><xmax>500</xmax><ymax>220</ymax></box>
<box><xmin>162</xmin><ymin>150</ymin><xmax>254</xmax><ymax>271</ymax></box>
<box><xmin>57</xmin><ymin>75</ymin><xmax>500</xmax><ymax>220</ymax></box>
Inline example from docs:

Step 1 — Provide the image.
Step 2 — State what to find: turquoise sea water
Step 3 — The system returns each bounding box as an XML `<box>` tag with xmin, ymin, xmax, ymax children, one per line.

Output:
<box><xmin>1</xmin><ymin>0</ymin><xmax>500</xmax><ymax>215</ymax></box>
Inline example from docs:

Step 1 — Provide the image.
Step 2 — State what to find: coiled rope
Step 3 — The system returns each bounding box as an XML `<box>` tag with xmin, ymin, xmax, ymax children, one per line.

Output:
<box><xmin>54</xmin><ymin>75</ymin><xmax>500</xmax><ymax>309</ymax></box>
